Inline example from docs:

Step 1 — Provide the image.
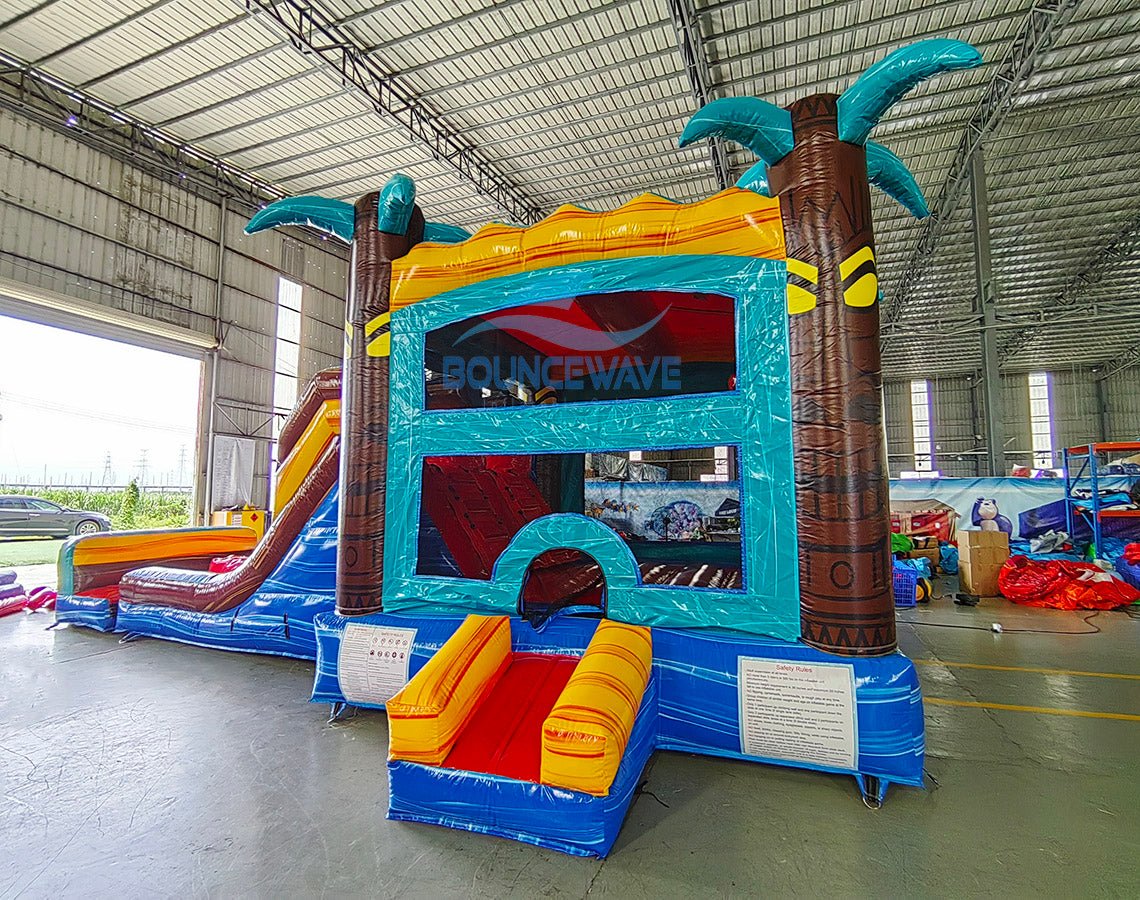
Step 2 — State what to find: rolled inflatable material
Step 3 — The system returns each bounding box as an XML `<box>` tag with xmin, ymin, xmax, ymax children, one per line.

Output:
<box><xmin>25</xmin><ymin>586</ymin><xmax>57</xmax><ymax>611</ymax></box>
<box><xmin>0</xmin><ymin>582</ymin><xmax>27</xmax><ymax>617</ymax></box>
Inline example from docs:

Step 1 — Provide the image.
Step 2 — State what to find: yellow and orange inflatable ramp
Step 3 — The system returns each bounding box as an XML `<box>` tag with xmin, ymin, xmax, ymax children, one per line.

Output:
<box><xmin>386</xmin><ymin>615</ymin><xmax>659</xmax><ymax>857</ymax></box>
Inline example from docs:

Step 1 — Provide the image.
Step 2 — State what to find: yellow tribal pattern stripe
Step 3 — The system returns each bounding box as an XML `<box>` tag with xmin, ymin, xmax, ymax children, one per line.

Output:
<box><xmin>272</xmin><ymin>399</ymin><xmax>340</xmax><ymax>516</ymax></box>
<box><xmin>389</xmin><ymin>188</ymin><xmax>786</xmax><ymax>310</ymax></box>
<box><xmin>540</xmin><ymin>620</ymin><xmax>652</xmax><ymax>797</ymax></box>
<box><xmin>343</xmin><ymin>320</ymin><xmax>353</xmax><ymax>360</ymax></box>
<box><xmin>386</xmin><ymin>615</ymin><xmax>511</xmax><ymax>765</ymax></box>
<box><xmin>785</xmin><ymin>256</ymin><xmax>819</xmax><ymax>315</ymax></box>
<box><xmin>839</xmin><ymin>245</ymin><xmax>878</xmax><ymax>308</ymax></box>
<box><xmin>365</xmin><ymin>311</ymin><xmax>392</xmax><ymax>358</ymax></box>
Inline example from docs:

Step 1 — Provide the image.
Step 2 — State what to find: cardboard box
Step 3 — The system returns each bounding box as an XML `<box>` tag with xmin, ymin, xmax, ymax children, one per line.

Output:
<box><xmin>956</xmin><ymin>529</ymin><xmax>1010</xmax><ymax>596</ymax></box>
<box><xmin>906</xmin><ymin>547</ymin><xmax>941</xmax><ymax>570</ymax></box>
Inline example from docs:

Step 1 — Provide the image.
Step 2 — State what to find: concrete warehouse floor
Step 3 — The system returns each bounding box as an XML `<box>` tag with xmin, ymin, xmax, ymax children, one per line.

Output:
<box><xmin>2</xmin><ymin>599</ymin><xmax>1138</xmax><ymax>898</ymax></box>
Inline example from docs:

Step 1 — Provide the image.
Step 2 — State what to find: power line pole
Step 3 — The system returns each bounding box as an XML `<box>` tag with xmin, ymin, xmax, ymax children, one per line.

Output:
<box><xmin>102</xmin><ymin>452</ymin><xmax>113</xmax><ymax>486</ymax></box>
<box><xmin>136</xmin><ymin>449</ymin><xmax>149</xmax><ymax>486</ymax></box>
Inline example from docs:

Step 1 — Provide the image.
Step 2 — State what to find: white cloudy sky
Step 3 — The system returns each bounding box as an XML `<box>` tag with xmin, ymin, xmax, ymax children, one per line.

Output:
<box><xmin>0</xmin><ymin>316</ymin><xmax>201</xmax><ymax>486</ymax></box>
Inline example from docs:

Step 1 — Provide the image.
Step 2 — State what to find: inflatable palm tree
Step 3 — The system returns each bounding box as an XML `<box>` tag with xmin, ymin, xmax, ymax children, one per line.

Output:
<box><xmin>680</xmin><ymin>39</ymin><xmax>981</xmax><ymax>655</ymax></box>
<box><xmin>247</xmin><ymin>177</ymin><xmax>469</xmax><ymax>617</ymax></box>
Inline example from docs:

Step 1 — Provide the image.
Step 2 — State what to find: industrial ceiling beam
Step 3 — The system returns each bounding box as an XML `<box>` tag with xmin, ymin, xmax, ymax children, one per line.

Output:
<box><xmin>79</xmin><ymin>13</ymin><xmax>251</xmax><ymax>90</ymax></box>
<box><xmin>1098</xmin><ymin>340</ymin><xmax>1140</xmax><ymax>381</ymax></box>
<box><xmin>0</xmin><ymin>51</ymin><xmax>281</xmax><ymax>211</ymax></box>
<box><xmin>0</xmin><ymin>0</ymin><xmax>61</xmax><ymax>34</ymax></box>
<box><xmin>238</xmin><ymin>0</ymin><xmax>544</xmax><ymax>225</ymax></box>
<box><xmin>667</xmin><ymin>0</ymin><xmax>730</xmax><ymax>190</ymax></box>
<box><xmin>998</xmin><ymin>212</ymin><xmax>1140</xmax><ymax>362</ymax></box>
<box><xmin>31</xmin><ymin>0</ymin><xmax>180</xmax><ymax>67</ymax></box>
<box><xmin>881</xmin><ymin>0</ymin><xmax>1086</xmax><ymax>331</ymax></box>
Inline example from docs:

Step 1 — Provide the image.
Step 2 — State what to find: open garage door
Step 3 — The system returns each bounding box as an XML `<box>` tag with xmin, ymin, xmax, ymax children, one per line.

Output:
<box><xmin>0</xmin><ymin>312</ymin><xmax>205</xmax><ymax>542</ymax></box>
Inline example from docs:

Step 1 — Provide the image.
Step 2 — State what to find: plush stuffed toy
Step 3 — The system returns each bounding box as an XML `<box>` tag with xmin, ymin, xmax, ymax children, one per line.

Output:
<box><xmin>972</xmin><ymin>498</ymin><xmax>1013</xmax><ymax>535</ymax></box>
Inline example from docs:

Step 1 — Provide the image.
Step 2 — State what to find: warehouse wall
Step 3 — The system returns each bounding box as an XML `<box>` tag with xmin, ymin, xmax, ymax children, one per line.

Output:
<box><xmin>0</xmin><ymin>107</ymin><xmax>348</xmax><ymax>517</ymax></box>
<box><xmin>884</xmin><ymin>366</ymin><xmax>1136</xmax><ymax>477</ymax></box>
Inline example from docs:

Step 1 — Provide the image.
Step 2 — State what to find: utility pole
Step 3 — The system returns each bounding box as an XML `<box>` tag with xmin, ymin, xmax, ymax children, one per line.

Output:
<box><xmin>102</xmin><ymin>452</ymin><xmax>113</xmax><ymax>486</ymax></box>
<box><xmin>177</xmin><ymin>444</ymin><xmax>187</xmax><ymax>487</ymax></box>
<box><xmin>137</xmin><ymin>449</ymin><xmax>149</xmax><ymax>486</ymax></box>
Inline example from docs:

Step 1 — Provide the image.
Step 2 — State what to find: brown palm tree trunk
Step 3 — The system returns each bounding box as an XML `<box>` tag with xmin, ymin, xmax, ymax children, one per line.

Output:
<box><xmin>337</xmin><ymin>193</ymin><xmax>424</xmax><ymax>615</ymax></box>
<box><xmin>768</xmin><ymin>94</ymin><xmax>895</xmax><ymax>655</ymax></box>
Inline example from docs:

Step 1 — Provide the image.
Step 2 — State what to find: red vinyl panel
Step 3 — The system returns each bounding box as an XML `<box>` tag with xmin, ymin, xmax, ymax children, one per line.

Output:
<box><xmin>443</xmin><ymin>653</ymin><xmax>578</xmax><ymax>782</ymax></box>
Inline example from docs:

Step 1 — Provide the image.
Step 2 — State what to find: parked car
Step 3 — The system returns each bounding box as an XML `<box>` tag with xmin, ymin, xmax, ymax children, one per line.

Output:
<box><xmin>0</xmin><ymin>496</ymin><xmax>112</xmax><ymax>538</ymax></box>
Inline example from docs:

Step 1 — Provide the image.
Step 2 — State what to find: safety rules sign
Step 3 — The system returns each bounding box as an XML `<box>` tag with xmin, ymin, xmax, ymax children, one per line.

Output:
<box><xmin>338</xmin><ymin>624</ymin><xmax>417</xmax><ymax>706</ymax></box>
<box><xmin>738</xmin><ymin>658</ymin><xmax>858</xmax><ymax>770</ymax></box>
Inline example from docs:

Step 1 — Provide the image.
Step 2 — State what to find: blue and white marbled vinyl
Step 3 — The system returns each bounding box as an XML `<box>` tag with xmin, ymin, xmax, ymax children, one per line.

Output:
<box><xmin>312</xmin><ymin>610</ymin><xmax>924</xmax><ymax>797</ymax></box>
<box><xmin>54</xmin><ymin>593</ymin><xmax>117</xmax><ymax>632</ymax></box>
<box><xmin>388</xmin><ymin>676</ymin><xmax>659</xmax><ymax>858</ymax></box>
<box><xmin>115</xmin><ymin>487</ymin><xmax>340</xmax><ymax>659</ymax></box>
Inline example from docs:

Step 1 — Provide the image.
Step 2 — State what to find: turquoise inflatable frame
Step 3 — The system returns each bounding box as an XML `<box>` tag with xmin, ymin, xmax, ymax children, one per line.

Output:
<box><xmin>382</xmin><ymin>253</ymin><xmax>802</xmax><ymax>640</ymax></box>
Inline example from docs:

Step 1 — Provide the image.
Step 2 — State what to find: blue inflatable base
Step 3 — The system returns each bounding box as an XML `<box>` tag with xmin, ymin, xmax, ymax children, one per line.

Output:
<box><xmin>116</xmin><ymin>602</ymin><xmax>319</xmax><ymax>660</ymax></box>
<box><xmin>55</xmin><ymin>489</ymin><xmax>340</xmax><ymax>659</ymax></box>
<box><xmin>55</xmin><ymin>595</ymin><xmax>116</xmax><ymax>632</ymax></box>
<box><xmin>388</xmin><ymin>677</ymin><xmax>659</xmax><ymax>858</ymax></box>
<box><xmin>314</xmin><ymin>609</ymin><xmax>924</xmax><ymax>854</ymax></box>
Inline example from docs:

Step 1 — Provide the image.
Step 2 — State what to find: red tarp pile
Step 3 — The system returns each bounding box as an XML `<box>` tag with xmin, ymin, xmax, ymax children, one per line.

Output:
<box><xmin>998</xmin><ymin>555</ymin><xmax>1140</xmax><ymax>610</ymax></box>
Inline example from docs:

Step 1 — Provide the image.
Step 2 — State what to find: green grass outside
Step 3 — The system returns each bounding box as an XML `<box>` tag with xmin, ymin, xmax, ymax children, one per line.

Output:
<box><xmin>0</xmin><ymin>483</ymin><xmax>191</xmax><ymax>530</ymax></box>
<box><xmin>0</xmin><ymin>538</ymin><xmax>61</xmax><ymax>567</ymax></box>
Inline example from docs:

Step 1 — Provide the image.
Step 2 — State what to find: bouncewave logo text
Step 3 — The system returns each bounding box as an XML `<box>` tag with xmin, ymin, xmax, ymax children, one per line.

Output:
<box><xmin>442</xmin><ymin>299</ymin><xmax>681</xmax><ymax>394</ymax></box>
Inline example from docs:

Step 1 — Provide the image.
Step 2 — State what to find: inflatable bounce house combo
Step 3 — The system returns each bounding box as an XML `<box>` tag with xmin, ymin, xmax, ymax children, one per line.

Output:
<box><xmin>55</xmin><ymin>40</ymin><xmax>980</xmax><ymax>856</ymax></box>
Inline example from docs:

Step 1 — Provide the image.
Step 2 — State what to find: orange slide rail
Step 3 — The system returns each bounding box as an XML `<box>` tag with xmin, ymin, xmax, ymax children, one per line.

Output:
<box><xmin>60</xmin><ymin>527</ymin><xmax>258</xmax><ymax>600</ymax></box>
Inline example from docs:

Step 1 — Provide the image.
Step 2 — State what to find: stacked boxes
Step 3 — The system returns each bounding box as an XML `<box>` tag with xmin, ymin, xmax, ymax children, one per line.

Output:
<box><xmin>956</xmin><ymin>530</ymin><xmax>1010</xmax><ymax>597</ymax></box>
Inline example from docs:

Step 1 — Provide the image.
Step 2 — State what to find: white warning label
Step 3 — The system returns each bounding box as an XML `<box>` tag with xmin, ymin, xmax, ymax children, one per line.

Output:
<box><xmin>738</xmin><ymin>658</ymin><xmax>857</xmax><ymax>770</ymax></box>
<box><xmin>337</xmin><ymin>623</ymin><xmax>417</xmax><ymax>706</ymax></box>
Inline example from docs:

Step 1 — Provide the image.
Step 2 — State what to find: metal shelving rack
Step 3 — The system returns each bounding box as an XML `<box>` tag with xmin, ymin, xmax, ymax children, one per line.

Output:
<box><xmin>1063</xmin><ymin>442</ymin><xmax>1140</xmax><ymax>558</ymax></box>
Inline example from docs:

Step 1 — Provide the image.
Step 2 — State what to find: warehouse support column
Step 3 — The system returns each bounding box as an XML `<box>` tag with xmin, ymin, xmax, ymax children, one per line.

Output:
<box><xmin>970</xmin><ymin>149</ymin><xmax>1005</xmax><ymax>477</ymax></box>
<box><xmin>1094</xmin><ymin>373</ymin><xmax>1110</xmax><ymax>442</ymax></box>
<box><xmin>202</xmin><ymin>194</ymin><xmax>227</xmax><ymax>524</ymax></box>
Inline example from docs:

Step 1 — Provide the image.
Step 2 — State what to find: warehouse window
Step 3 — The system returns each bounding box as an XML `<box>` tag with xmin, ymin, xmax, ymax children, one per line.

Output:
<box><xmin>273</xmin><ymin>276</ymin><xmax>303</xmax><ymax>432</ymax></box>
<box><xmin>1028</xmin><ymin>372</ymin><xmax>1054</xmax><ymax>468</ymax></box>
<box><xmin>910</xmin><ymin>379</ymin><xmax>933</xmax><ymax>472</ymax></box>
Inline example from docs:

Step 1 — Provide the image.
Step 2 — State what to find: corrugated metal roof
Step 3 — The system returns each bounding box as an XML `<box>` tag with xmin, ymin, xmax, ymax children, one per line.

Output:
<box><xmin>0</xmin><ymin>0</ymin><xmax>1137</xmax><ymax>375</ymax></box>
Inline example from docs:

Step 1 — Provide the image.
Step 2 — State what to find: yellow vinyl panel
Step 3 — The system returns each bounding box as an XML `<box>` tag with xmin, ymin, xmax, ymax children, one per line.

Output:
<box><xmin>390</xmin><ymin>189</ymin><xmax>786</xmax><ymax>310</ymax></box>
<box><xmin>71</xmin><ymin>528</ymin><xmax>258</xmax><ymax>568</ymax></box>
<box><xmin>273</xmin><ymin>399</ymin><xmax>341</xmax><ymax>516</ymax></box>
<box><xmin>387</xmin><ymin>615</ymin><xmax>512</xmax><ymax>766</ymax></box>
<box><xmin>540</xmin><ymin>620</ymin><xmax>652</xmax><ymax>797</ymax></box>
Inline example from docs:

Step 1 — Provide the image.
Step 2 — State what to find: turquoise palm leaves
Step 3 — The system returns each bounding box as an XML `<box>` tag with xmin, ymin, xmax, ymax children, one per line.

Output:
<box><xmin>245</xmin><ymin>173</ymin><xmax>471</xmax><ymax>244</ymax></box>
<box><xmin>246</xmin><ymin>195</ymin><xmax>356</xmax><ymax>242</ymax></box>
<box><xmin>679</xmin><ymin>39</ymin><xmax>982</xmax><ymax>218</ymax></box>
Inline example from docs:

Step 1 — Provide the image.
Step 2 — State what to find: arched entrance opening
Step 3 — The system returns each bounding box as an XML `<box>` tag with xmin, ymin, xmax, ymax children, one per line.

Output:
<box><xmin>518</xmin><ymin>548</ymin><xmax>606</xmax><ymax>626</ymax></box>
